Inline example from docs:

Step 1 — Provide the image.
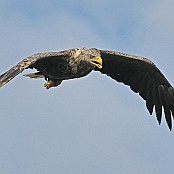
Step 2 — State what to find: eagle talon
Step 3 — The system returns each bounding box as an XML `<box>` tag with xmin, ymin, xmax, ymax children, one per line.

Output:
<box><xmin>44</xmin><ymin>80</ymin><xmax>54</xmax><ymax>89</ymax></box>
<box><xmin>44</xmin><ymin>80</ymin><xmax>62</xmax><ymax>89</ymax></box>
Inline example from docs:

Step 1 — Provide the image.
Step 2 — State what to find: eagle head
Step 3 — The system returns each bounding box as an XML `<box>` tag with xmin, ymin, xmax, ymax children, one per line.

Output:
<box><xmin>81</xmin><ymin>48</ymin><xmax>103</xmax><ymax>69</ymax></box>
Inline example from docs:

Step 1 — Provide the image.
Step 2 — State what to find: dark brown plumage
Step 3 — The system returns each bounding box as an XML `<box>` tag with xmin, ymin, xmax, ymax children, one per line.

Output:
<box><xmin>0</xmin><ymin>47</ymin><xmax>174</xmax><ymax>130</ymax></box>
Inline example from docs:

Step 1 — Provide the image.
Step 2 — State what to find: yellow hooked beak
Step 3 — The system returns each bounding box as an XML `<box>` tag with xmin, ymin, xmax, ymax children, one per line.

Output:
<box><xmin>90</xmin><ymin>56</ymin><xmax>102</xmax><ymax>69</ymax></box>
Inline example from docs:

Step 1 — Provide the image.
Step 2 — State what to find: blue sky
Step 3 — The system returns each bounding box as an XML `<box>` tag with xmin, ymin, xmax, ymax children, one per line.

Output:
<box><xmin>0</xmin><ymin>1</ymin><xmax>174</xmax><ymax>174</ymax></box>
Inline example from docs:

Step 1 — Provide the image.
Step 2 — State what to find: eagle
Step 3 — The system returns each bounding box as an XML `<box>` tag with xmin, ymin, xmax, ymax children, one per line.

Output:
<box><xmin>0</xmin><ymin>47</ymin><xmax>174</xmax><ymax>130</ymax></box>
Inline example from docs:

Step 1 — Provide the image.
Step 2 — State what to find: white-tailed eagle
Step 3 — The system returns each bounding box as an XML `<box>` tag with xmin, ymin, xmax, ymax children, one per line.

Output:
<box><xmin>0</xmin><ymin>48</ymin><xmax>174</xmax><ymax>130</ymax></box>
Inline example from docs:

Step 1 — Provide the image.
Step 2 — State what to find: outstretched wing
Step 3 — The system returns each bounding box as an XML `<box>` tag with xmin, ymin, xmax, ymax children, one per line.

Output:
<box><xmin>96</xmin><ymin>50</ymin><xmax>174</xmax><ymax>130</ymax></box>
<box><xmin>0</xmin><ymin>51</ymin><xmax>68</xmax><ymax>88</ymax></box>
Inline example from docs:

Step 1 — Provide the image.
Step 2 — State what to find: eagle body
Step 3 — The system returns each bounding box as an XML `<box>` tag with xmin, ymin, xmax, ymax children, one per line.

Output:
<box><xmin>0</xmin><ymin>47</ymin><xmax>174</xmax><ymax>130</ymax></box>
<box><xmin>26</xmin><ymin>48</ymin><xmax>101</xmax><ymax>80</ymax></box>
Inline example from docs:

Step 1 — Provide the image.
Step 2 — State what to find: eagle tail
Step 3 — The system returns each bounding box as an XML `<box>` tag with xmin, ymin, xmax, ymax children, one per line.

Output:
<box><xmin>0</xmin><ymin>67</ymin><xmax>21</xmax><ymax>88</ymax></box>
<box><xmin>23</xmin><ymin>72</ymin><xmax>44</xmax><ymax>79</ymax></box>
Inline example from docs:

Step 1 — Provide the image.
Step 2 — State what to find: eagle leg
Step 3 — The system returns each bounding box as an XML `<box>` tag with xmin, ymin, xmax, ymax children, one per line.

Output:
<box><xmin>44</xmin><ymin>80</ymin><xmax>62</xmax><ymax>89</ymax></box>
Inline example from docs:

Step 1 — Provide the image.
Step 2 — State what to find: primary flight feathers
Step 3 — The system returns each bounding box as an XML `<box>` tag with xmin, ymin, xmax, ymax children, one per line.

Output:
<box><xmin>0</xmin><ymin>48</ymin><xmax>174</xmax><ymax>130</ymax></box>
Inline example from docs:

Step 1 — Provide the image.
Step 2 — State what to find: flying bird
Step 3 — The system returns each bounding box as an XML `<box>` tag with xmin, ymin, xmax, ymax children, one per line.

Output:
<box><xmin>0</xmin><ymin>48</ymin><xmax>174</xmax><ymax>130</ymax></box>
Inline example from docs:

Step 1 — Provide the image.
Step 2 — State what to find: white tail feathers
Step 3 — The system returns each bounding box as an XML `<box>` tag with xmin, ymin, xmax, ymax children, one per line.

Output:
<box><xmin>23</xmin><ymin>72</ymin><xmax>44</xmax><ymax>79</ymax></box>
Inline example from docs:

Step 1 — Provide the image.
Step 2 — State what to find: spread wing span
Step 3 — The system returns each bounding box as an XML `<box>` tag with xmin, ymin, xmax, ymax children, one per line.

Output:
<box><xmin>1</xmin><ymin>48</ymin><xmax>174</xmax><ymax>130</ymax></box>
<box><xmin>96</xmin><ymin>50</ymin><xmax>174</xmax><ymax>130</ymax></box>
<box><xmin>0</xmin><ymin>52</ymin><xmax>67</xmax><ymax>87</ymax></box>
